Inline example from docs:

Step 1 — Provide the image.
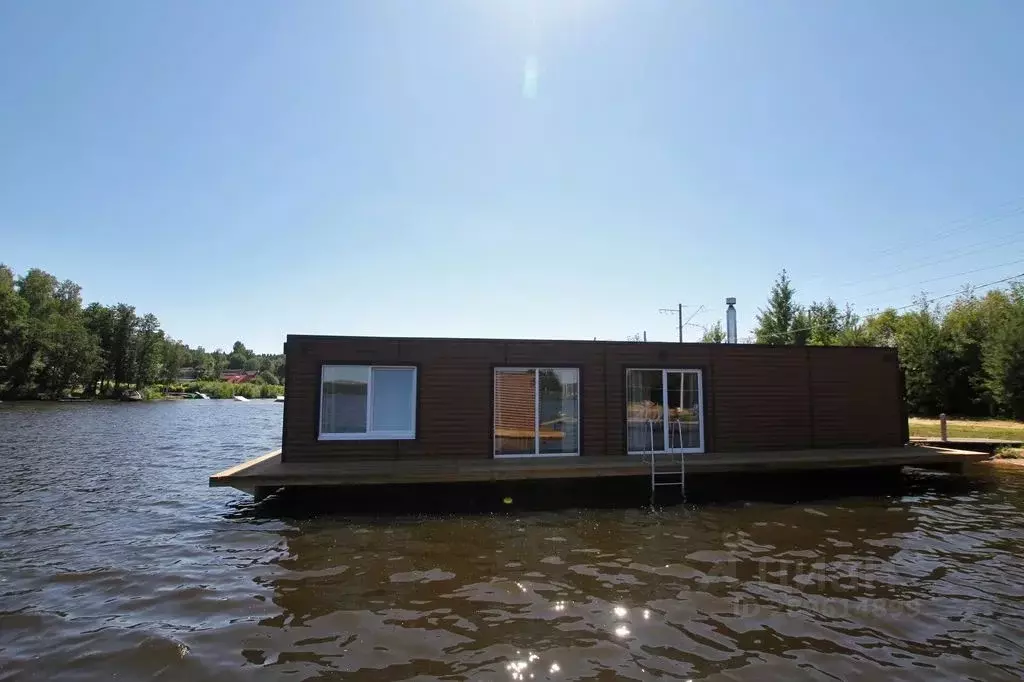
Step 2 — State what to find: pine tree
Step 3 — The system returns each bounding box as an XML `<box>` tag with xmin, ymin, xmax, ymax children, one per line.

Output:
<box><xmin>754</xmin><ymin>270</ymin><xmax>799</xmax><ymax>345</ymax></box>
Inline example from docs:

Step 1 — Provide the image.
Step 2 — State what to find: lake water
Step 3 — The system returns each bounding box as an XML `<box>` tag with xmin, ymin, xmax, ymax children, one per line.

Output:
<box><xmin>2</xmin><ymin>402</ymin><xmax>1024</xmax><ymax>680</ymax></box>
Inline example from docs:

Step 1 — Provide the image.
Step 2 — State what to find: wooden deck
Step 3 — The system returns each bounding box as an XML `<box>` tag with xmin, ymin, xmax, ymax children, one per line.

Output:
<box><xmin>210</xmin><ymin>446</ymin><xmax>989</xmax><ymax>495</ymax></box>
<box><xmin>910</xmin><ymin>437</ymin><xmax>1023</xmax><ymax>453</ymax></box>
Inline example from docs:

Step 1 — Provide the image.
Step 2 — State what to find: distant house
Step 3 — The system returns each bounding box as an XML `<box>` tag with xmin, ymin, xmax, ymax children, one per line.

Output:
<box><xmin>220</xmin><ymin>370</ymin><xmax>260</xmax><ymax>384</ymax></box>
<box><xmin>177</xmin><ymin>367</ymin><xmax>199</xmax><ymax>381</ymax></box>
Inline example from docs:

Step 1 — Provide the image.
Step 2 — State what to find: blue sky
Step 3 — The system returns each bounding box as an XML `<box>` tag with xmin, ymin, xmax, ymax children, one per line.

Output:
<box><xmin>2</xmin><ymin>0</ymin><xmax>1023</xmax><ymax>353</ymax></box>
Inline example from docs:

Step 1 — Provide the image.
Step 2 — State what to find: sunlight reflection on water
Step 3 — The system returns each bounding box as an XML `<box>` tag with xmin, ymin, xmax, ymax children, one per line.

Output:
<box><xmin>3</xmin><ymin>402</ymin><xmax>1024</xmax><ymax>680</ymax></box>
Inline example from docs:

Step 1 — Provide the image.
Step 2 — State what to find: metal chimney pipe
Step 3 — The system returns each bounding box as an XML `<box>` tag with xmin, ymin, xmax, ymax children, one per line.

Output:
<box><xmin>725</xmin><ymin>297</ymin><xmax>737</xmax><ymax>343</ymax></box>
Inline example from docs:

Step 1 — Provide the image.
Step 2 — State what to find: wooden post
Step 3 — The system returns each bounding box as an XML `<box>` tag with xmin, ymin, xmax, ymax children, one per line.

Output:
<box><xmin>939</xmin><ymin>413</ymin><xmax>948</xmax><ymax>442</ymax></box>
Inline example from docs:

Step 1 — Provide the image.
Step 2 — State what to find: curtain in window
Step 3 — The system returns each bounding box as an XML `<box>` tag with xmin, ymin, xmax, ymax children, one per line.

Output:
<box><xmin>495</xmin><ymin>368</ymin><xmax>579</xmax><ymax>456</ymax></box>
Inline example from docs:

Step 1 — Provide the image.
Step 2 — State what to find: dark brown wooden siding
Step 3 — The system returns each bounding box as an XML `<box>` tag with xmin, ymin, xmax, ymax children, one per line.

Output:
<box><xmin>282</xmin><ymin>335</ymin><xmax>906</xmax><ymax>463</ymax></box>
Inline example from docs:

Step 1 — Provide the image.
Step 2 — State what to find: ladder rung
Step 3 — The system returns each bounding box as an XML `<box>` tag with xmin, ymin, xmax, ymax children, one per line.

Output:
<box><xmin>654</xmin><ymin>482</ymin><xmax>684</xmax><ymax>487</ymax></box>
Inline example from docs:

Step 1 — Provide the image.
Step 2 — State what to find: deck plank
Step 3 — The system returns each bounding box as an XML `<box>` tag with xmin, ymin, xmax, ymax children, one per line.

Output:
<box><xmin>210</xmin><ymin>447</ymin><xmax>989</xmax><ymax>491</ymax></box>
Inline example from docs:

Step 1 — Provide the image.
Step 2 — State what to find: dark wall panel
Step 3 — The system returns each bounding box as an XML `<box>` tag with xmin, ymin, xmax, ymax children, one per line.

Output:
<box><xmin>504</xmin><ymin>341</ymin><xmax>607</xmax><ymax>457</ymax></box>
<box><xmin>810</xmin><ymin>347</ymin><xmax>903</xmax><ymax>448</ymax></box>
<box><xmin>601</xmin><ymin>343</ymin><xmax>713</xmax><ymax>455</ymax></box>
<box><xmin>707</xmin><ymin>346</ymin><xmax>813</xmax><ymax>451</ymax></box>
<box><xmin>283</xmin><ymin>338</ymin><xmax>399</xmax><ymax>462</ymax></box>
<box><xmin>397</xmin><ymin>339</ymin><xmax>506</xmax><ymax>459</ymax></box>
<box><xmin>283</xmin><ymin>335</ymin><xmax>907</xmax><ymax>462</ymax></box>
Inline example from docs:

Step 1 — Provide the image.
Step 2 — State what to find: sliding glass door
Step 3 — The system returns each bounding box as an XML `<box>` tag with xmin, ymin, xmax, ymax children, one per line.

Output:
<box><xmin>494</xmin><ymin>368</ymin><xmax>579</xmax><ymax>457</ymax></box>
<box><xmin>626</xmin><ymin>369</ymin><xmax>704</xmax><ymax>454</ymax></box>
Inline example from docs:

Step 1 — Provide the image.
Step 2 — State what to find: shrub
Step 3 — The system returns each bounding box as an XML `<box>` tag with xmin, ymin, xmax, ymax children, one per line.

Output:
<box><xmin>256</xmin><ymin>371</ymin><xmax>278</xmax><ymax>385</ymax></box>
<box><xmin>260</xmin><ymin>383</ymin><xmax>284</xmax><ymax>398</ymax></box>
<box><xmin>995</xmin><ymin>446</ymin><xmax>1024</xmax><ymax>460</ymax></box>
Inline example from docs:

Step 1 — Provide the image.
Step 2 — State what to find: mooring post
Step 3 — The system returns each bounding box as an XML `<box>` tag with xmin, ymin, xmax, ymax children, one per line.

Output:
<box><xmin>939</xmin><ymin>413</ymin><xmax>948</xmax><ymax>442</ymax></box>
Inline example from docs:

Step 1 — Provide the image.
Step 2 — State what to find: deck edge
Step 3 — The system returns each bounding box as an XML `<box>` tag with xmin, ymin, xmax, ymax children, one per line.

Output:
<box><xmin>210</xmin><ymin>449</ymin><xmax>282</xmax><ymax>486</ymax></box>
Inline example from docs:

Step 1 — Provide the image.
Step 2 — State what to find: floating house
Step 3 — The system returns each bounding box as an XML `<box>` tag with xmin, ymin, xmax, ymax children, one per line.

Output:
<box><xmin>212</xmin><ymin>324</ymin><xmax>984</xmax><ymax>502</ymax></box>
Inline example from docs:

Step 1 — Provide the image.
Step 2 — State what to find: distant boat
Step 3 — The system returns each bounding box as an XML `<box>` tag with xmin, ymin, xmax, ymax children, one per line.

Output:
<box><xmin>274</xmin><ymin>395</ymin><xmax>285</xmax><ymax>403</ymax></box>
<box><xmin>123</xmin><ymin>390</ymin><xmax>143</xmax><ymax>402</ymax></box>
<box><xmin>233</xmin><ymin>395</ymin><xmax>250</xmax><ymax>402</ymax></box>
<box><xmin>196</xmin><ymin>392</ymin><xmax>210</xmax><ymax>400</ymax></box>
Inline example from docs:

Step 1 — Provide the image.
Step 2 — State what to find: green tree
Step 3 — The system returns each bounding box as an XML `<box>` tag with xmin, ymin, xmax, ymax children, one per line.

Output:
<box><xmin>754</xmin><ymin>270</ymin><xmax>799</xmax><ymax>345</ymax></box>
<box><xmin>807</xmin><ymin>299</ymin><xmax>841</xmax><ymax>346</ymax></box>
<box><xmin>0</xmin><ymin>265</ymin><xmax>285</xmax><ymax>397</ymax></box>
<box><xmin>255</xmin><ymin>370</ymin><xmax>278</xmax><ymax>384</ymax></box>
<box><xmin>862</xmin><ymin>308</ymin><xmax>902</xmax><ymax>347</ymax></box>
<box><xmin>833</xmin><ymin>305</ymin><xmax>871</xmax><ymax>346</ymax></box>
<box><xmin>0</xmin><ymin>265</ymin><xmax>28</xmax><ymax>394</ymax></box>
<box><xmin>133</xmin><ymin>313</ymin><xmax>164</xmax><ymax>389</ymax></box>
<box><xmin>7</xmin><ymin>269</ymin><xmax>61</xmax><ymax>395</ymax></box>
<box><xmin>896</xmin><ymin>302</ymin><xmax>949</xmax><ymax>415</ymax></box>
<box><xmin>36</xmin><ymin>314</ymin><xmax>99</xmax><ymax>397</ymax></box>
<box><xmin>210</xmin><ymin>349</ymin><xmax>229</xmax><ymax>379</ymax></box>
<box><xmin>791</xmin><ymin>308</ymin><xmax>811</xmax><ymax>345</ymax></box>
<box><xmin>109</xmin><ymin>304</ymin><xmax>138</xmax><ymax>390</ymax></box>
<box><xmin>160</xmin><ymin>339</ymin><xmax>191</xmax><ymax>384</ymax></box>
<box><xmin>982</xmin><ymin>283</ymin><xmax>1024</xmax><ymax>418</ymax></box>
<box><xmin>700</xmin><ymin>321</ymin><xmax>726</xmax><ymax>343</ymax></box>
<box><xmin>940</xmin><ymin>290</ymin><xmax>999</xmax><ymax>415</ymax></box>
<box><xmin>82</xmin><ymin>303</ymin><xmax>115</xmax><ymax>393</ymax></box>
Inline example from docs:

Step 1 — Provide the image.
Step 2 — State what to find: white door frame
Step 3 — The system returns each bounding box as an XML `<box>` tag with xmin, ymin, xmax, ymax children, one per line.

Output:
<box><xmin>626</xmin><ymin>368</ymin><xmax>705</xmax><ymax>455</ymax></box>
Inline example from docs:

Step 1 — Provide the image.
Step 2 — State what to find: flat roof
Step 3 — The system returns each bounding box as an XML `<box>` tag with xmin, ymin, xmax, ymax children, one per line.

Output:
<box><xmin>285</xmin><ymin>334</ymin><xmax>895</xmax><ymax>352</ymax></box>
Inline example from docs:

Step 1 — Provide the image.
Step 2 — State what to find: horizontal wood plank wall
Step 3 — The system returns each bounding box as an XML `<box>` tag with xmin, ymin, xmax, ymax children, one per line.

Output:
<box><xmin>284</xmin><ymin>338</ymin><xmax>400</xmax><ymax>462</ymax></box>
<box><xmin>707</xmin><ymin>345</ymin><xmax>814</xmax><ymax>451</ymax></box>
<box><xmin>602</xmin><ymin>343</ymin><xmax>713</xmax><ymax>456</ymax></box>
<box><xmin>504</xmin><ymin>341</ymin><xmax>607</xmax><ymax>457</ymax></box>
<box><xmin>809</xmin><ymin>347</ymin><xmax>903</xmax><ymax>448</ymax></box>
<box><xmin>398</xmin><ymin>339</ymin><xmax>504</xmax><ymax>459</ymax></box>
<box><xmin>283</xmin><ymin>336</ymin><xmax>907</xmax><ymax>463</ymax></box>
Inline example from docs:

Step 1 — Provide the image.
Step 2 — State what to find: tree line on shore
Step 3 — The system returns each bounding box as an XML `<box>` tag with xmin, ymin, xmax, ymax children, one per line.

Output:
<box><xmin>711</xmin><ymin>270</ymin><xmax>1024</xmax><ymax>419</ymax></box>
<box><xmin>0</xmin><ymin>266</ymin><xmax>284</xmax><ymax>399</ymax></box>
<box><xmin>5</xmin><ymin>263</ymin><xmax>1023</xmax><ymax>416</ymax></box>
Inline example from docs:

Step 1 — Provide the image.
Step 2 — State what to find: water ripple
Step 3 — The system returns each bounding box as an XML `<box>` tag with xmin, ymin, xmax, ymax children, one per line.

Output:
<box><xmin>2</xmin><ymin>402</ymin><xmax>1024</xmax><ymax>679</ymax></box>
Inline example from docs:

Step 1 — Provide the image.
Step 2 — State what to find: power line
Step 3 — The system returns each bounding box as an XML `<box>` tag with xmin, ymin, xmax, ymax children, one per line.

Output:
<box><xmin>834</xmin><ymin>232</ymin><xmax>1024</xmax><ymax>291</ymax></box>
<box><xmin>779</xmin><ymin>271</ymin><xmax>1024</xmax><ymax>338</ymax></box>
<box><xmin>658</xmin><ymin>303</ymin><xmax>707</xmax><ymax>342</ymax></box>
<box><xmin>852</xmin><ymin>256</ymin><xmax>1024</xmax><ymax>301</ymax></box>
<box><xmin>866</xmin><ymin>200</ymin><xmax>1024</xmax><ymax>261</ymax></box>
<box><xmin>891</xmin><ymin>271</ymin><xmax>1024</xmax><ymax>311</ymax></box>
<box><xmin>802</xmin><ymin>198</ymin><xmax>1024</xmax><ymax>286</ymax></box>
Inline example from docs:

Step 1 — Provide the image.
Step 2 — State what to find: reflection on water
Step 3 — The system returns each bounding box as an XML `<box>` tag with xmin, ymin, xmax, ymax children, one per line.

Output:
<box><xmin>2</xmin><ymin>402</ymin><xmax>1024</xmax><ymax>680</ymax></box>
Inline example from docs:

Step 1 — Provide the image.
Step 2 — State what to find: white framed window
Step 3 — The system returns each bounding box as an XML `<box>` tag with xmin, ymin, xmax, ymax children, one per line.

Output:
<box><xmin>494</xmin><ymin>367</ymin><xmax>579</xmax><ymax>458</ymax></box>
<box><xmin>319</xmin><ymin>365</ymin><xmax>417</xmax><ymax>440</ymax></box>
<box><xmin>626</xmin><ymin>368</ymin><xmax>704</xmax><ymax>454</ymax></box>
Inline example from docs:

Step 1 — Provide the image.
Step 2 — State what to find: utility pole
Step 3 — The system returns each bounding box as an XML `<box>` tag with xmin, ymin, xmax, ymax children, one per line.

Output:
<box><xmin>659</xmin><ymin>304</ymin><xmax>684</xmax><ymax>343</ymax></box>
<box><xmin>658</xmin><ymin>303</ymin><xmax>707</xmax><ymax>343</ymax></box>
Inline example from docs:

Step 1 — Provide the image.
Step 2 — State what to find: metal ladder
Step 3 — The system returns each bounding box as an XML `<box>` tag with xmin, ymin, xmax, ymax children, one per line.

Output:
<box><xmin>642</xmin><ymin>420</ymin><xmax>687</xmax><ymax>505</ymax></box>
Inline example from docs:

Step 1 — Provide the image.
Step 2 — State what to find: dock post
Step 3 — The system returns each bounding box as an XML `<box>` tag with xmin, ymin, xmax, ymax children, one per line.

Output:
<box><xmin>940</xmin><ymin>413</ymin><xmax>947</xmax><ymax>442</ymax></box>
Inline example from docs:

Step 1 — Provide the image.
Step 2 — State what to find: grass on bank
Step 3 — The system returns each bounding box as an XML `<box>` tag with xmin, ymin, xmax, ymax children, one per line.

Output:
<box><xmin>908</xmin><ymin>417</ymin><xmax>1024</xmax><ymax>441</ymax></box>
<box><xmin>994</xmin><ymin>446</ymin><xmax>1024</xmax><ymax>460</ymax></box>
<box><xmin>150</xmin><ymin>381</ymin><xmax>284</xmax><ymax>400</ymax></box>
